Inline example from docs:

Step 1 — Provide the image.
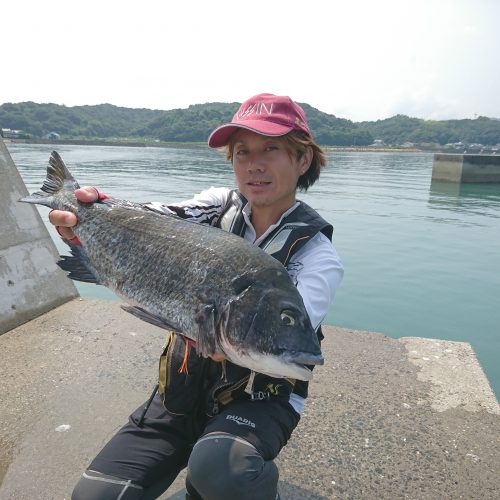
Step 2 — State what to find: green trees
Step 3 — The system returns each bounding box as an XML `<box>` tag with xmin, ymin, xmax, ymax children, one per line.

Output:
<box><xmin>138</xmin><ymin>103</ymin><xmax>237</xmax><ymax>141</ymax></box>
<box><xmin>0</xmin><ymin>102</ymin><xmax>162</xmax><ymax>139</ymax></box>
<box><xmin>1</xmin><ymin>101</ymin><xmax>499</xmax><ymax>146</ymax></box>
<box><xmin>357</xmin><ymin>115</ymin><xmax>500</xmax><ymax>146</ymax></box>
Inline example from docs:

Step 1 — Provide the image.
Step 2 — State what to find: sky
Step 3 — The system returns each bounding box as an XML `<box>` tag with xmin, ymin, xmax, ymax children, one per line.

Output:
<box><xmin>2</xmin><ymin>0</ymin><xmax>499</xmax><ymax>122</ymax></box>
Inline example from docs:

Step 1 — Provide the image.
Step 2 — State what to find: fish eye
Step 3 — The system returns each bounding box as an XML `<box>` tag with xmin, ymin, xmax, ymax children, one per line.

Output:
<box><xmin>280</xmin><ymin>310</ymin><xmax>296</xmax><ymax>326</ymax></box>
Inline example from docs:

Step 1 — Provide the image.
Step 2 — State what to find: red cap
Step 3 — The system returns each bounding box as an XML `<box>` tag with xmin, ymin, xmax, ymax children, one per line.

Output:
<box><xmin>208</xmin><ymin>93</ymin><xmax>312</xmax><ymax>148</ymax></box>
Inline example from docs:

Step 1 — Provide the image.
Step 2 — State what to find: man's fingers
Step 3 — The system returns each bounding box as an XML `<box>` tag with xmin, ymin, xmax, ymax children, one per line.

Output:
<box><xmin>75</xmin><ymin>186</ymin><xmax>99</xmax><ymax>202</ymax></box>
<box><xmin>209</xmin><ymin>353</ymin><xmax>226</xmax><ymax>362</ymax></box>
<box><xmin>49</xmin><ymin>210</ymin><xmax>78</xmax><ymax>227</ymax></box>
<box><xmin>48</xmin><ymin>187</ymin><xmax>98</xmax><ymax>240</ymax></box>
<box><xmin>56</xmin><ymin>226</ymin><xmax>76</xmax><ymax>239</ymax></box>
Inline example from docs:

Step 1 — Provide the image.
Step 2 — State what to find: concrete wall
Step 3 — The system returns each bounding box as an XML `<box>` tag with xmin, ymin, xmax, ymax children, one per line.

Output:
<box><xmin>432</xmin><ymin>153</ymin><xmax>500</xmax><ymax>182</ymax></box>
<box><xmin>0</xmin><ymin>139</ymin><xmax>78</xmax><ymax>335</ymax></box>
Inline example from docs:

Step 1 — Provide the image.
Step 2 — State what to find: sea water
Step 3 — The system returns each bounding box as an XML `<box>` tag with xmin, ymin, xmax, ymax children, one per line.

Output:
<box><xmin>8</xmin><ymin>143</ymin><xmax>500</xmax><ymax>398</ymax></box>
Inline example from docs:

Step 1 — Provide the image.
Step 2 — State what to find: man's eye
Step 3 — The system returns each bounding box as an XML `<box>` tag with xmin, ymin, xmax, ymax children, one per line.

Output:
<box><xmin>236</xmin><ymin>150</ymin><xmax>247</xmax><ymax>156</ymax></box>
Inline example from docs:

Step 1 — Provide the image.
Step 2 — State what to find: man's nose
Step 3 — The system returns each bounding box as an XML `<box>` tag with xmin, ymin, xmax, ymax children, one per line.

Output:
<box><xmin>248</xmin><ymin>153</ymin><xmax>265</xmax><ymax>172</ymax></box>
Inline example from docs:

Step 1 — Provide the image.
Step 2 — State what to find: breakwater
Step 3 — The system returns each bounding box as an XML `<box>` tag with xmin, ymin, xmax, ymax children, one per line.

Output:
<box><xmin>0</xmin><ymin>140</ymin><xmax>77</xmax><ymax>335</ymax></box>
<box><xmin>432</xmin><ymin>153</ymin><xmax>500</xmax><ymax>182</ymax></box>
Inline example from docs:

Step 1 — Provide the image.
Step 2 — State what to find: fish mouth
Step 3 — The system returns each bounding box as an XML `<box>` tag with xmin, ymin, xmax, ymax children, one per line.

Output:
<box><xmin>284</xmin><ymin>362</ymin><xmax>314</xmax><ymax>379</ymax></box>
<box><xmin>244</xmin><ymin>351</ymin><xmax>323</xmax><ymax>381</ymax></box>
<box><xmin>217</xmin><ymin>321</ymin><xmax>323</xmax><ymax>381</ymax></box>
<box><xmin>283</xmin><ymin>352</ymin><xmax>324</xmax><ymax>367</ymax></box>
<box><xmin>260</xmin><ymin>360</ymin><xmax>315</xmax><ymax>381</ymax></box>
<box><xmin>279</xmin><ymin>352</ymin><xmax>324</xmax><ymax>381</ymax></box>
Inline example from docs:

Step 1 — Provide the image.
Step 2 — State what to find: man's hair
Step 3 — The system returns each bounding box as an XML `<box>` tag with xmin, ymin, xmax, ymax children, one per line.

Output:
<box><xmin>225</xmin><ymin>130</ymin><xmax>327</xmax><ymax>192</ymax></box>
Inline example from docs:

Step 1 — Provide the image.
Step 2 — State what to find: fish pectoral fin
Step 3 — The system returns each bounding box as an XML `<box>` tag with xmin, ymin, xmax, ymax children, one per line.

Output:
<box><xmin>120</xmin><ymin>305</ymin><xmax>183</xmax><ymax>332</ymax></box>
<box><xmin>194</xmin><ymin>304</ymin><xmax>217</xmax><ymax>357</ymax></box>
<box><xmin>57</xmin><ymin>242</ymin><xmax>100</xmax><ymax>284</ymax></box>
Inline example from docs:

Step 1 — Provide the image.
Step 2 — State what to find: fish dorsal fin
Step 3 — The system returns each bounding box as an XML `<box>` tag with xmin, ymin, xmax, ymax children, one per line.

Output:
<box><xmin>42</xmin><ymin>151</ymin><xmax>79</xmax><ymax>195</ymax></box>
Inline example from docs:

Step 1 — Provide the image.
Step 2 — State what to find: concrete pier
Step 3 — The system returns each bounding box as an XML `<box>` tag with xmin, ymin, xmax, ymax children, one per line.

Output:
<box><xmin>432</xmin><ymin>153</ymin><xmax>500</xmax><ymax>183</ymax></box>
<box><xmin>0</xmin><ymin>139</ymin><xmax>78</xmax><ymax>335</ymax></box>
<box><xmin>1</xmin><ymin>299</ymin><xmax>498</xmax><ymax>499</ymax></box>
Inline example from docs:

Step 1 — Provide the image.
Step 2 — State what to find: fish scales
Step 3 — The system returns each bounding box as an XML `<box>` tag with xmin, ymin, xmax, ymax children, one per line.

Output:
<box><xmin>20</xmin><ymin>151</ymin><xmax>324</xmax><ymax>380</ymax></box>
<box><xmin>75</xmin><ymin>204</ymin><xmax>285</xmax><ymax>339</ymax></box>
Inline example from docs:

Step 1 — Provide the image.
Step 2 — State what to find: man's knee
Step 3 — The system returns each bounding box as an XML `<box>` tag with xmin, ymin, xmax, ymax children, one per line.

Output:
<box><xmin>187</xmin><ymin>433</ymin><xmax>278</xmax><ymax>500</ymax></box>
<box><xmin>72</xmin><ymin>470</ymin><xmax>144</xmax><ymax>500</ymax></box>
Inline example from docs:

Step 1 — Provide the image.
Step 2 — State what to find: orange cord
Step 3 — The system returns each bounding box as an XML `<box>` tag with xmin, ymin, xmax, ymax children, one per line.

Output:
<box><xmin>178</xmin><ymin>339</ymin><xmax>195</xmax><ymax>374</ymax></box>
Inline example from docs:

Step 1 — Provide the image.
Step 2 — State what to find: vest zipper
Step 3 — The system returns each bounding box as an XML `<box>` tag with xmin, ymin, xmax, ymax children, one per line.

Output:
<box><xmin>164</xmin><ymin>333</ymin><xmax>177</xmax><ymax>402</ymax></box>
<box><xmin>208</xmin><ymin>374</ymin><xmax>250</xmax><ymax>415</ymax></box>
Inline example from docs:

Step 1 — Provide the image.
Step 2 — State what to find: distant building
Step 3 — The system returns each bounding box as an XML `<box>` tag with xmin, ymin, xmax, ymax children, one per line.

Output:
<box><xmin>444</xmin><ymin>142</ymin><xmax>466</xmax><ymax>152</ymax></box>
<box><xmin>1</xmin><ymin>128</ymin><xmax>29</xmax><ymax>139</ymax></box>
<box><xmin>371</xmin><ymin>139</ymin><xmax>385</xmax><ymax>146</ymax></box>
<box><xmin>468</xmin><ymin>143</ymin><xmax>483</xmax><ymax>150</ymax></box>
<box><xmin>43</xmin><ymin>132</ymin><xmax>60</xmax><ymax>140</ymax></box>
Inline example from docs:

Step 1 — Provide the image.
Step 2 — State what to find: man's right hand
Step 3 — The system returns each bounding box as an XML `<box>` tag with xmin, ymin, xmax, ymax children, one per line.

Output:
<box><xmin>48</xmin><ymin>186</ymin><xmax>99</xmax><ymax>239</ymax></box>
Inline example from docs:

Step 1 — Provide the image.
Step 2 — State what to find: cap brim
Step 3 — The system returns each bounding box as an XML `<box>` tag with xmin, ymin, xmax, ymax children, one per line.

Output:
<box><xmin>207</xmin><ymin>121</ymin><xmax>293</xmax><ymax>148</ymax></box>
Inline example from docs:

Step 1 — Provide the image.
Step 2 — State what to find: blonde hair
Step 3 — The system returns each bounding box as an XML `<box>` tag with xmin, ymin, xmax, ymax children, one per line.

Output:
<box><xmin>225</xmin><ymin>130</ymin><xmax>327</xmax><ymax>192</ymax></box>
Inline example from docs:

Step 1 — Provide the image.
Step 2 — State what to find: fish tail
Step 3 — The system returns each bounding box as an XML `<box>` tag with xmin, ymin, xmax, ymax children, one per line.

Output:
<box><xmin>19</xmin><ymin>151</ymin><xmax>80</xmax><ymax>209</ymax></box>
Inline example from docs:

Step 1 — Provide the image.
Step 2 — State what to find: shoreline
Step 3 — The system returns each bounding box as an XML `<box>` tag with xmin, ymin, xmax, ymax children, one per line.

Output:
<box><xmin>7</xmin><ymin>138</ymin><xmax>431</xmax><ymax>153</ymax></box>
<box><xmin>6</xmin><ymin>138</ymin><xmax>205</xmax><ymax>149</ymax></box>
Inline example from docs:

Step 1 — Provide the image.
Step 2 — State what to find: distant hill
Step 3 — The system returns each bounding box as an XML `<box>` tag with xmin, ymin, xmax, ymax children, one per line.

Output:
<box><xmin>135</xmin><ymin>101</ymin><xmax>373</xmax><ymax>146</ymax></box>
<box><xmin>0</xmin><ymin>102</ymin><xmax>163</xmax><ymax>139</ymax></box>
<box><xmin>136</xmin><ymin>102</ymin><xmax>238</xmax><ymax>142</ymax></box>
<box><xmin>357</xmin><ymin>114</ymin><xmax>500</xmax><ymax>146</ymax></box>
<box><xmin>1</xmin><ymin>101</ymin><xmax>500</xmax><ymax>147</ymax></box>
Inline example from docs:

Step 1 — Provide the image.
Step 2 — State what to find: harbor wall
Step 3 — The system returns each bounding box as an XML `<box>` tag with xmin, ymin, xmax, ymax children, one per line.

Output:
<box><xmin>432</xmin><ymin>153</ymin><xmax>500</xmax><ymax>182</ymax></box>
<box><xmin>0</xmin><ymin>139</ymin><xmax>78</xmax><ymax>335</ymax></box>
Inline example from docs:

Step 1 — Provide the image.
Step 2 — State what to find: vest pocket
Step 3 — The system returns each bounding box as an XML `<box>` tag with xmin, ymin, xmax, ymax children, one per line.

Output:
<box><xmin>158</xmin><ymin>331</ymin><xmax>204</xmax><ymax>415</ymax></box>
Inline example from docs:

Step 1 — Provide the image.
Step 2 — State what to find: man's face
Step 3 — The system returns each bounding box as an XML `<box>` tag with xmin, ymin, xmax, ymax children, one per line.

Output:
<box><xmin>231</xmin><ymin>130</ymin><xmax>311</xmax><ymax>212</ymax></box>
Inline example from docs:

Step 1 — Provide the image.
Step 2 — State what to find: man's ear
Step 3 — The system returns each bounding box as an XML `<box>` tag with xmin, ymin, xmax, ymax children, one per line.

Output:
<box><xmin>300</xmin><ymin>146</ymin><xmax>313</xmax><ymax>174</ymax></box>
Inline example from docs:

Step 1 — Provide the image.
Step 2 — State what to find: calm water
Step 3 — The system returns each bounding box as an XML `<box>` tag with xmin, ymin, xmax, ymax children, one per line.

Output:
<box><xmin>7</xmin><ymin>143</ymin><xmax>500</xmax><ymax>398</ymax></box>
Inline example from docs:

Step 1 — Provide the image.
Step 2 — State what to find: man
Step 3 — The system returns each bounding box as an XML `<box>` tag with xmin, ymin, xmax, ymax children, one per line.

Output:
<box><xmin>51</xmin><ymin>93</ymin><xmax>343</xmax><ymax>500</ymax></box>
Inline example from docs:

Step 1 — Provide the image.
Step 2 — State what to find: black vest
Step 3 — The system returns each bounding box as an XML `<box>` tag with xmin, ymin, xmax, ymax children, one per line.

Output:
<box><xmin>216</xmin><ymin>190</ymin><xmax>332</xmax><ymax>265</ymax></box>
<box><xmin>215</xmin><ymin>190</ymin><xmax>333</xmax><ymax>399</ymax></box>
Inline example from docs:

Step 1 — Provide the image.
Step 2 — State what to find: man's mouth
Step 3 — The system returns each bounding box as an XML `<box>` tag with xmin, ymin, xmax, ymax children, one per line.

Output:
<box><xmin>247</xmin><ymin>181</ymin><xmax>271</xmax><ymax>186</ymax></box>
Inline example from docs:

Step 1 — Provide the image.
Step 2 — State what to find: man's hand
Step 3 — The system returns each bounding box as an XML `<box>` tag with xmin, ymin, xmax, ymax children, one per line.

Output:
<box><xmin>48</xmin><ymin>186</ymin><xmax>99</xmax><ymax>239</ymax></box>
<box><xmin>209</xmin><ymin>352</ymin><xmax>226</xmax><ymax>362</ymax></box>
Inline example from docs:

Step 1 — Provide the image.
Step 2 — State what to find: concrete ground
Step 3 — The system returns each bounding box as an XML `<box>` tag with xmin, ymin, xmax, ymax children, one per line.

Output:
<box><xmin>0</xmin><ymin>299</ymin><xmax>498</xmax><ymax>499</ymax></box>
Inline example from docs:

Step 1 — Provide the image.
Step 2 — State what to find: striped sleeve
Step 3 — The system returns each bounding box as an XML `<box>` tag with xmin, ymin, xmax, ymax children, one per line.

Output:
<box><xmin>144</xmin><ymin>187</ymin><xmax>232</xmax><ymax>226</ymax></box>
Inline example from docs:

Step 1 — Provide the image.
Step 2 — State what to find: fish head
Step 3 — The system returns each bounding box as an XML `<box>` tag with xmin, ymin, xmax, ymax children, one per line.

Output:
<box><xmin>219</xmin><ymin>268</ymin><xmax>323</xmax><ymax>381</ymax></box>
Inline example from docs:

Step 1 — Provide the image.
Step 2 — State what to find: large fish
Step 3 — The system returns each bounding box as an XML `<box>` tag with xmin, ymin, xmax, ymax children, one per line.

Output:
<box><xmin>20</xmin><ymin>151</ymin><xmax>323</xmax><ymax>380</ymax></box>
